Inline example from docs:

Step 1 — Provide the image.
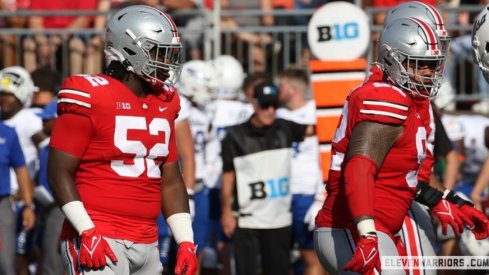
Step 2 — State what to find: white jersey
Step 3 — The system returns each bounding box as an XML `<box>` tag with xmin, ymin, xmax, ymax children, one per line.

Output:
<box><xmin>457</xmin><ymin>114</ymin><xmax>489</xmax><ymax>183</ymax></box>
<box><xmin>4</xmin><ymin>108</ymin><xmax>42</xmax><ymax>192</ymax></box>
<box><xmin>185</xmin><ymin>97</ymin><xmax>212</xmax><ymax>183</ymax></box>
<box><xmin>276</xmin><ymin>100</ymin><xmax>323</xmax><ymax>195</ymax></box>
<box><xmin>205</xmin><ymin>99</ymin><xmax>253</xmax><ymax>188</ymax></box>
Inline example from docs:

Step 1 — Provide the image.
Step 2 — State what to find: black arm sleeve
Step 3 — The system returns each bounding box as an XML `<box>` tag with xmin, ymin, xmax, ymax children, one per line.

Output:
<box><xmin>415</xmin><ymin>181</ymin><xmax>444</xmax><ymax>208</ymax></box>
<box><xmin>433</xmin><ymin>110</ymin><xmax>453</xmax><ymax>158</ymax></box>
<box><xmin>445</xmin><ymin>190</ymin><xmax>474</xmax><ymax>207</ymax></box>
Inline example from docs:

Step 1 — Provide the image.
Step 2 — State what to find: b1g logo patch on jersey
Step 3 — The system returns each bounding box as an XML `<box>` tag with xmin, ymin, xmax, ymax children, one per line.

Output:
<box><xmin>116</xmin><ymin>102</ymin><xmax>132</xmax><ymax>110</ymax></box>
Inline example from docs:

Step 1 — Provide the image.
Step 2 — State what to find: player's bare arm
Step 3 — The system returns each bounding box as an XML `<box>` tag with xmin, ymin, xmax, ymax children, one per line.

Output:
<box><xmin>15</xmin><ymin>166</ymin><xmax>36</xmax><ymax>230</ymax></box>
<box><xmin>47</xmin><ymin>148</ymin><xmax>82</xmax><ymax>205</ymax></box>
<box><xmin>346</xmin><ymin>121</ymin><xmax>403</xmax><ymax>166</ymax></box>
<box><xmin>160</xmin><ymin>160</ymin><xmax>197</xmax><ymax>269</ymax></box>
<box><xmin>31</xmin><ymin>130</ymin><xmax>48</xmax><ymax>149</ymax></box>
<box><xmin>160</xmin><ymin>161</ymin><xmax>190</xmax><ymax>217</ymax></box>
<box><xmin>345</xmin><ymin>121</ymin><xmax>403</xmax><ymax>224</ymax></box>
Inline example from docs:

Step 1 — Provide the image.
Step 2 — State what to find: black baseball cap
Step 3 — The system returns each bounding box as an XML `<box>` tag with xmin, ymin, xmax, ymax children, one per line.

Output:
<box><xmin>253</xmin><ymin>81</ymin><xmax>279</xmax><ymax>108</ymax></box>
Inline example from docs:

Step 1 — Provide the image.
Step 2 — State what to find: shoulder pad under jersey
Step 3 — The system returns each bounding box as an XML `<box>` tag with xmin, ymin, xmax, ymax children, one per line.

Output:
<box><xmin>56</xmin><ymin>74</ymin><xmax>111</xmax><ymax>117</ymax></box>
<box><xmin>349</xmin><ymin>81</ymin><xmax>412</xmax><ymax>126</ymax></box>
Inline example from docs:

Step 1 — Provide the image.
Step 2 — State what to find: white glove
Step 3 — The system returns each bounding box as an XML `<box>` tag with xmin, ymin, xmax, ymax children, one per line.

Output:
<box><xmin>304</xmin><ymin>200</ymin><xmax>323</xmax><ymax>231</ymax></box>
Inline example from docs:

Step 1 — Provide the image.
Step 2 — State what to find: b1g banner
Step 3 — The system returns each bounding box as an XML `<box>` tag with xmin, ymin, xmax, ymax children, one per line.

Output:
<box><xmin>307</xmin><ymin>1</ymin><xmax>370</xmax><ymax>61</ymax></box>
<box><xmin>234</xmin><ymin>148</ymin><xmax>292</xmax><ymax>229</ymax></box>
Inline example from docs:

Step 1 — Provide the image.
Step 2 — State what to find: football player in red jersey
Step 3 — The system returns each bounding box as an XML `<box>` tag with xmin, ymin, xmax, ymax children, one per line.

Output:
<box><xmin>385</xmin><ymin>3</ymin><xmax>489</xmax><ymax>271</ymax></box>
<box><xmin>314</xmin><ymin>17</ymin><xmax>446</xmax><ymax>275</ymax></box>
<box><xmin>47</xmin><ymin>5</ymin><xmax>197</xmax><ymax>275</ymax></box>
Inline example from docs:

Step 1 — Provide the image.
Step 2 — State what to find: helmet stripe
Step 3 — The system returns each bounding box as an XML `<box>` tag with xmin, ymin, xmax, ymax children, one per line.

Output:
<box><xmin>161</xmin><ymin>12</ymin><xmax>178</xmax><ymax>38</ymax></box>
<box><xmin>418</xmin><ymin>1</ymin><xmax>445</xmax><ymax>32</ymax></box>
<box><xmin>410</xmin><ymin>17</ymin><xmax>438</xmax><ymax>51</ymax></box>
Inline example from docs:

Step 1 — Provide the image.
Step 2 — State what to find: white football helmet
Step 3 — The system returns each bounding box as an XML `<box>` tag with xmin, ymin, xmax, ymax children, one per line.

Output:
<box><xmin>378</xmin><ymin>17</ymin><xmax>446</xmax><ymax>99</ymax></box>
<box><xmin>0</xmin><ymin>66</ymin><xmax>39</xmax><ymax>107</ymax></box>
<box><xmin>105</xmin><ymin>5</ymin><xmax>182</xmax><ymax>87</ymax></box>
<box><xmin>472</xmin><ymin>4</ymin><xmax>489</xmax><ymax>84</ymax></box>
<box><xmin>209</xmin><ymin>55</ymin><xmax>245</xmax><ymax>99</ymax></box>
<box><xmin>384</xmin><ymin>1</ymin><xmax>450</xmax><ymax>53</ymax></box>
<box><xmin>178</xmin><ymin>60</ymin><xmax>217</xmax><ymax>107</ymax></box>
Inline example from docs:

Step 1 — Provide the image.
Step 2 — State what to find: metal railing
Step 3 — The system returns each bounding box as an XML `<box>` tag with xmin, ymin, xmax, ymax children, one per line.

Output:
<box><xmin>0</xmin><ymin>5</ymin><xmax>486</xmax><ymax>105</ymax></box>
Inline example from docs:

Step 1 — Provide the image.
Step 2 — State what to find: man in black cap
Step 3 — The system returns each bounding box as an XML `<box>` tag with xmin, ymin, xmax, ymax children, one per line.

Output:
<box><xmin>220</xmin><ymin>80</ymin><xmax>315</xmax><ymax>275</ymax></box>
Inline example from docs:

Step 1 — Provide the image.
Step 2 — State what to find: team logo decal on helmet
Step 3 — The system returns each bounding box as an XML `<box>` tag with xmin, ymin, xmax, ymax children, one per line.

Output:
<box><xmin>0</xmin><ymin>66</ymin><xmax>39</xmax><ymax>107</ymax></box>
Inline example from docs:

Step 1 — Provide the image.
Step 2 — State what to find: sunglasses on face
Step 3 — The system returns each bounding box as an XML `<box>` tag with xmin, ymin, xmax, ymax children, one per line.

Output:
<box><xmin>258</xmin><ymin>101</ymin><xmax>279</xmax><ymax>109</ymax></box>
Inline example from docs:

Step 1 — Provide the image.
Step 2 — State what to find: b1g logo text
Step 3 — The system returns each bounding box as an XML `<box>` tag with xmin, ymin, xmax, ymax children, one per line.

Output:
<box><xmin>248</xmin><ymin>177</ymin><xmax>289</xmax><ymax>200</ymax></box>
<box><xmin>317</xmin><ymin>22</ymin><xmax>359</xmax><ymax>42</ymax></box>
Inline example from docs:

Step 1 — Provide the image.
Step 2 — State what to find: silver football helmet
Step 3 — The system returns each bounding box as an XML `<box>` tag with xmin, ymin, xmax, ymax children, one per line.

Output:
<box><xmin>384</xmin><ymin>1</ymin><xmax>450</xmax><ymax>53</ymax></box>
<box><xmin>105</xmin><ymin>5</ymin><xmax>182</xmax><ymax>87</ymax></box>
<box><xmin>0</xmin><ymin>66</ymin><xmax>39</xmax><ymax>107</ymax></box>
<box><xmin>472</xmin><ymin>4</ymin><xmax>489</xmax><ymax>84</ymax></box>
<box><xmin>378</xmin><ymin>17</ymin><xmax>446</xmax><ymax>98</ymax></box>
<box><xmin>178</xmin><ymin>60</ymin><xmax>217</xmax><ymax>107</ymax></box>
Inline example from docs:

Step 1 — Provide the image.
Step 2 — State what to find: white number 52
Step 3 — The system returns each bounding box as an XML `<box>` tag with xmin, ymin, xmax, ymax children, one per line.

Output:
<box><xmin>111</xmin><ymin>116</ymin><xmax>170</xmax><ymax>178</ymax></box>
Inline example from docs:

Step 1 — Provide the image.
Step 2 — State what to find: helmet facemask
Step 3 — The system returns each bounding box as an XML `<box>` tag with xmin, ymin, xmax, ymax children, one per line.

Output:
<box><xmin>404</xmin><ymin>56</ymin><xmax>445</xmax><ymax>98</ymax></box>
<box><xmin>142</xmin><ymin>39</ymin><xmax>182</xmax><ymax>87</ymax></box>
<box><xmin>381</xmin><ymin>44</ymin><xmax>445</xmax><ymax>99</ymax></box>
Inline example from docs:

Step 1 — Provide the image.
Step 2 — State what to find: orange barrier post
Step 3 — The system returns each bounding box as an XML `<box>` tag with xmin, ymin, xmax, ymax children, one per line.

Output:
<box><xmin>309</xmin><ymin>58</ymin><xmax>367</xmax><ymax>182</ymax></box>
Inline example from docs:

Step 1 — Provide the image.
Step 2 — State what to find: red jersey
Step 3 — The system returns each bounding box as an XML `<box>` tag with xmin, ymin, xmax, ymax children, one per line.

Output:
<box><xmin>315</xmin><ymin>65</ymin><xmax>433</xmax><ymax>235</ymax></box>
<box><xmin>50</xmin><ymin>74</ymin><xmax>180</xmax><ymax>243</ymax></box>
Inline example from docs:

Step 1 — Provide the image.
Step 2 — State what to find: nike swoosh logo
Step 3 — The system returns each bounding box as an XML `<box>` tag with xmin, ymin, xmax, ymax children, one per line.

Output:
<box><xmin>91</xmin><ymin>236</ymin><xmax>98</xmax><ymax>248</ymax></box>
<box><xmin>159</xmin><ymin>107</ymin><xmax>167</xmax><ymax>112</ymax></box>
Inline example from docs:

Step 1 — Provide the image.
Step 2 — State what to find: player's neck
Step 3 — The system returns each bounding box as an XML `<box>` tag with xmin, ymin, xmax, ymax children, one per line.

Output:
<box><xmin>123</xmin><ymin>76</ymin><xmax>151</xmax><ymax>98</ymax></box>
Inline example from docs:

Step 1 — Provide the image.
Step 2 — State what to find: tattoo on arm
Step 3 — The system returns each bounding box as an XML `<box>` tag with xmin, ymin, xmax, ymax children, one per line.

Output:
<box><xmin>346</xmin><ymin>121</ymin><xmax>403</xmax><ymax>168</ymax></box>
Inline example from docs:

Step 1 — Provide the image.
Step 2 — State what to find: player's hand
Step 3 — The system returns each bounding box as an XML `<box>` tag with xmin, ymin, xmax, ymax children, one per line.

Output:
<box><xmin>459</xmin><ymin>205</ymin><xmax>489</xmax><ymax>240</ymax></box>
<box><xmin>175</xmin><ymin>241</ymin><xmax>198</xmax><ymax>275</ymax></box>
<box><xmin>79</xmin><ymin>228</ymin><xmax>118</xmax><ymax>269</ymax></box>
<box><xmin>430</xmin><ymin>199</ymin><xmax>464</xmax><ymax>237</ymax></box>
<box><xmin>304</xmin><ymin>200</ymin><xmax>323</xmax><ymax>231</ymax></box>
<box><xmin>344</xmin><ymin>234</ymin><xmax>381</xmax><ymax>275</ymax></box>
